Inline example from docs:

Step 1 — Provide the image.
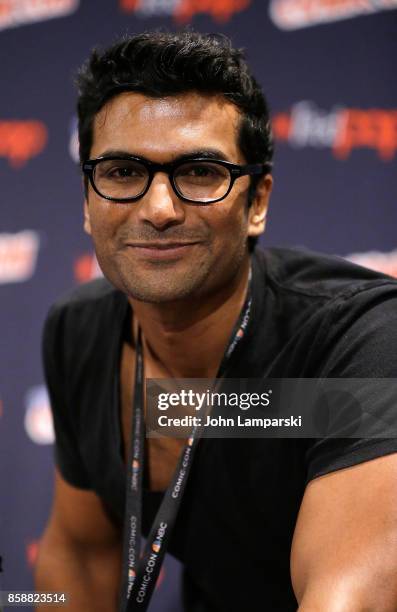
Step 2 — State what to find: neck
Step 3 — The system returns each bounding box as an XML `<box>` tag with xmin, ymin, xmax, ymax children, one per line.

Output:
<box><xmin>129</xmin><ymin>258</ymin><xmax>251</xmax><ymax>378</ymax></box>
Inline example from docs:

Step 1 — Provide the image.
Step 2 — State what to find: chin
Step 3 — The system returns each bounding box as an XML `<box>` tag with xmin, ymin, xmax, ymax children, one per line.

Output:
<box><xmin>128</xmin><ymin>291</ymin><xmax>191</xmax><ymax>304</ymax></box>
<box><xmin>125</xmin><ymin>280</ymin><xmax>202</xmax><ymax>303</ymax></box>
<box><xmin>116</xmin><ymin>261</ymin><xmax>213</xmax><ymax>303</ymax></box>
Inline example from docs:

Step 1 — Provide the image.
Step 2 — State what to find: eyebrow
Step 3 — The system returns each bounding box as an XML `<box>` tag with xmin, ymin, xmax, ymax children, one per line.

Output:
<box><xmin>95</xmin><ymin>148</ymin><xmax>233</xmax><ymax>163</ymax></box>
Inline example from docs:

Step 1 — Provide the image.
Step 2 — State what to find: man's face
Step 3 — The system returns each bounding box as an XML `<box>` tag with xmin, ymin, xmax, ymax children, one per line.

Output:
<box><xmin>84</xmin><ymin>92</ymin><xmax>271</xmax><ymax>303</ymax></box>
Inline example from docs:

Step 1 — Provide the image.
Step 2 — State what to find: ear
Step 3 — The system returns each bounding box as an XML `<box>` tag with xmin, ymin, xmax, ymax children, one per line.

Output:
<box><xmin>83</xmin><ymin>198</ymin><xmax>92</xmax><ymax>235</ymax></box>
<box><xmin>247</xmin><ymin>174</ymin><xmax>273</xmax><ymax>238</ymax></box>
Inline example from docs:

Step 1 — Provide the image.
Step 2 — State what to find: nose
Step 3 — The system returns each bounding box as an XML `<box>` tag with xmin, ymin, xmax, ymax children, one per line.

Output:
<box><xmin>136</xmin><ymin>172</ymin><xmax>185</xmax><ymax>229</ymax></box>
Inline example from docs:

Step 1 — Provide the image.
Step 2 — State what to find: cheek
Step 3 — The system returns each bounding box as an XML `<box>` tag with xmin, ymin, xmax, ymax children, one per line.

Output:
<box><xmin>88</xmin><ymin>202</ymin><xmax>128</xmax><ymax>247</ymax></box>
<box><xmin>206</xmin><ymin>196</ymin><xmax>248</xmax><ymax>245</ymax></box>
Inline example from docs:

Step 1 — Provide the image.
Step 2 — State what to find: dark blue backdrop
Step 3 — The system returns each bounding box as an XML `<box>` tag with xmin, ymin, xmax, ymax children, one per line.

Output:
<box><xmin>1</xmin><ymin>1</ymin><xmax>396</xmax><ymax>610</ymax></box>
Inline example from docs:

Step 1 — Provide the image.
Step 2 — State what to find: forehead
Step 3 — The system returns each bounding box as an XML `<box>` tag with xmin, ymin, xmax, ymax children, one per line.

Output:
<box><xmin>90</xmin><ymin>92</ymin><xmax>243</xmax><ymax>162</ymax></box>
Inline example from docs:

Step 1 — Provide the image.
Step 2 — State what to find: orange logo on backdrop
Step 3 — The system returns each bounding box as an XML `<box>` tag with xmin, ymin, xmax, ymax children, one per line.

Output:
<box><xmin>269</xmin><ymin>0</ymin><xmax>397</xmax><ymax>29</ymax></box>
<box><xmin>175</xmin><ymin>0</ymin><xmax>250</xmax><ymax>22</ymax></box>
<box><xmin>74</xmin><ymin>252</ymin><xmax>102</xmax><ymax>284</ymax></box>
<box><xmin>334</xmin><ymin>109</ymin><xmax>397</xmax><ymax>160</ymax></box>
<box><xmin>0</xmin><ymin>121</ymin><xmax>48</xmax><ymax>167</ymax></box>
<box><xmin>120</xmin><ymin>0</ymin><xmax>250</xmax><ymax>22</ymax></box>
<box><xmin>26</xmin><ymin>539</ymin><xmax>40</xmax><ymax>568</ymax></box>
<box><xmin>272</xmin><ymin>102</ymin><xmax>397</xmax><ymax>160</ymax></box>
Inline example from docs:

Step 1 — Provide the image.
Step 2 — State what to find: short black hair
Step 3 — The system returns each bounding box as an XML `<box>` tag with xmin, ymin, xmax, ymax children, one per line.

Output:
<box><xmin>76</xmin><ymin>31</ymin><xmax>273</xmax><ymax>250</ymax></box>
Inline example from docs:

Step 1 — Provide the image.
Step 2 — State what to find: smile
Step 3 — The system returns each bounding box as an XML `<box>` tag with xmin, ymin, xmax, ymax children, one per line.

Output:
<box><xmin>125</xmin><ymin>242</ymin><xmax>200</xmax><ymax>260</ymax></box>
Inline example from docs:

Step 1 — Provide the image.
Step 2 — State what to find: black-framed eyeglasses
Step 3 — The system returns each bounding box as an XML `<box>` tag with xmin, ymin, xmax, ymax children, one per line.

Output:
<box><xmin>82</xmin><ymin>156</ymin><xmax>272</xmax><ymax>205</ymax></box>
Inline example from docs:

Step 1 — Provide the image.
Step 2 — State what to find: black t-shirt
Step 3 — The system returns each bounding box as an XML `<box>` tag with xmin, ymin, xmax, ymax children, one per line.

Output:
<box><xmin>42</xmin><ymin>246</ymin><xmax>397</xmax><ymax>611</ymax></box>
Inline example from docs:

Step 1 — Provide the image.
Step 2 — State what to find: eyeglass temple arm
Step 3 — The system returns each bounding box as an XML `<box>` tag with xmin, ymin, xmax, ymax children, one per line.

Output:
<box><xmin>237</xmin><ymin>162</ymin><xmax>273</xmax><ymax>177</ymax></box>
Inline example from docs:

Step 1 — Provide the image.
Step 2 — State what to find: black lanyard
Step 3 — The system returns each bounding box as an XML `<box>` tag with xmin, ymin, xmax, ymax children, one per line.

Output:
<box><xmin>120</xmin><ymin>273</ymin><xmax>252</xmax><ymax>612</ymax></box>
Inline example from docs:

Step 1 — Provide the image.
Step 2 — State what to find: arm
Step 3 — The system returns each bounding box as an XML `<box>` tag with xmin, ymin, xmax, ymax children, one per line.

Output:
<box><xmin>291</xmin><ymin>453</ymin><xmax>397</xmax><ymax>612</ymax></box>
<box><xmin>35</xmin><ymin>468</ymin><xmax>122</xmax><ymax>612</ymax></box>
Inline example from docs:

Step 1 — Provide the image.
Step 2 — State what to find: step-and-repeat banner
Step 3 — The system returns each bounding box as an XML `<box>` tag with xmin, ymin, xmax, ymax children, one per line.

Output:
<box><xmin>1</xmin><ymin>1</ymin><xmax>396</xmax><ymax>609</ymax></box>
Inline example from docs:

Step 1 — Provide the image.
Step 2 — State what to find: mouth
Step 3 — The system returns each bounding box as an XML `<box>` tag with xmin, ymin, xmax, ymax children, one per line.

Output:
<box><xmin>125</xmin><ymin>241</ymin><xmax>201</xmax><ymax>261</ymax></box>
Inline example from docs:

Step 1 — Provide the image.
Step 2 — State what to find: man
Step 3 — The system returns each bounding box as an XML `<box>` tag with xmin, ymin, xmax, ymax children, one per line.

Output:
<box><xmin>35</xmin><ymin>31</ymin><xmax>397</xmax><ymax>611</ymax></box>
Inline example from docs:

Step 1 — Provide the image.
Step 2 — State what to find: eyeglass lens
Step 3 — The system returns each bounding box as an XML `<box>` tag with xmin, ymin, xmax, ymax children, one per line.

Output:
<box><xmin>93</xmin><ymin>159</ymin><xmax>232</xmax><ymax>202</ymax></box>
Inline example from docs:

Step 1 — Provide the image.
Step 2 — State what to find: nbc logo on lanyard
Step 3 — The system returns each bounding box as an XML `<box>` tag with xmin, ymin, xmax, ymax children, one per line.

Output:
<box><xmin>152</xmin><ymin>540</ymin><xmax>162</xmax><ymax>553</ymax></box>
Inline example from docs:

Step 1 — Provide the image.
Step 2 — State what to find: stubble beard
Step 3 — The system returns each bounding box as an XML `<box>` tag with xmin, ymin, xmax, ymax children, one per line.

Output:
<box><xmin>118</xmin><ymin>258</ymin><xmax>214</xmax><ymax>303</ymax></box>
<box><xmin>96</xmin><ymin>239</ymin><xmax>248</xmax><ymax>305</ymax></box>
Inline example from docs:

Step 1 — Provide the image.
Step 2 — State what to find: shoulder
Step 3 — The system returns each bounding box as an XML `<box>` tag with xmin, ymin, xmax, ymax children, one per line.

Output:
<box><xmin>42</xmin><ymin>278</ymin><xmax>128</xmax><ymax>362</ymax></box>
<box><xmin>254</xmin><ymin>245</ymin><xmax>397</xmax><ymax>324</ymax></box>
<box><xmin>252</xmin><ymin>246</ymin><xmax>397</xmax><ymax>375</ymax></box>
<box><xmin>254</xmin><ymin>245</ymin><xmax>397</xmax><ymax>300</ymax></box>
<box><xmin>45</xmin><ymin>277</ymin><xmax>125</xmax><ymax>328</ymax></box>
<box><xmin>50</xmin><ymin>276</ymin><xmax>121</xmax><ymax>311</ymax></box>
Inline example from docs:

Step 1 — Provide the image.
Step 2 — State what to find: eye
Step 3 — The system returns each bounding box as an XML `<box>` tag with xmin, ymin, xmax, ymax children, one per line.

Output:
<box><xmin>108</xmin><ymin>166</ymin><xmax>136</xmax><ymax>178</ymax></box>
<box><xmin>96</xmin><ymin>160</ymin><xmax>147</xmax><ymax>181</ymax></box>
<box><xmin>179</xmin><ymin>163</ymin><xmax>222</xmax><ymax>178</ymax></box>
<box><xmin>175</xmin><ymin>162</ymin><xmax>229</xmax><ymax>187</ymax></box>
